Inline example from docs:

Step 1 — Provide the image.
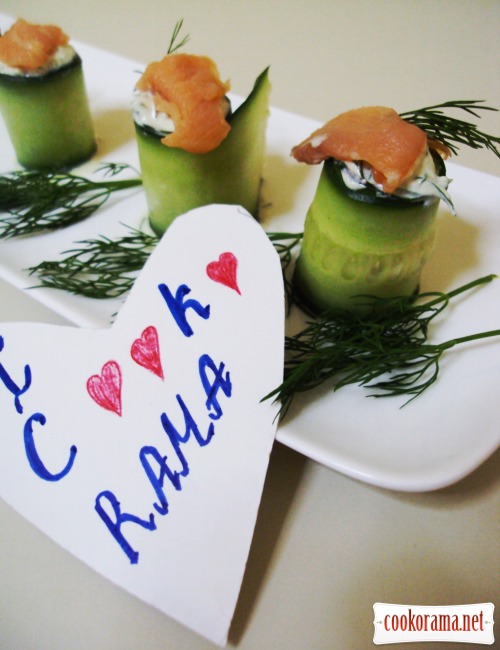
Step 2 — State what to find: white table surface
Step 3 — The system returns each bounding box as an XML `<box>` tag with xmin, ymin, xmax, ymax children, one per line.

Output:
<box><xmin>1</xmin><ymin>2</ymin><xmax>499</xmax><ymax>649</ymax></box>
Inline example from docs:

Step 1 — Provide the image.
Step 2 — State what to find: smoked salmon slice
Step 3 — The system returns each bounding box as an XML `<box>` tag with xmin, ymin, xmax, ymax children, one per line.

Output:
<box><xmin>0</xmin><ymin>19</ymin><xmax>69</xmax><ymax>71</ymax></box>
<box><xmin>291</xmin><ymin>106</ymin><xmax>430</xmax><ymax>194</ymax></box>
<box><xmin>136</xmin><ymin>53</ymin><xmax>231</xmax><ymax>154</ymax></box>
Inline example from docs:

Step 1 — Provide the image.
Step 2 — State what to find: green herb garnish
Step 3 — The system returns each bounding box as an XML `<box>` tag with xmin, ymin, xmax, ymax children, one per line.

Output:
<box><xmin>400</xmin><ymin>100</ymin><xmax>500</xmax><ymax>157</ymax></box>
<box><xmin>167</xmin><ymin>19</ymin><xmax>190</xmax><ymax>54</ymax></box>
<box><xmin>23</xmin><ymin>232</ymin><xmax>500</xmax><ymax>413</ymax></box>
<box><xmin>28</xmin><ymin>226</ymin><xmax>157</xmax><ymax>299</ymax></box>
<box><xmin>265</xmin><ymin>274</ymin><xmax>500</xmax><ymax>417</ymax></box>
<box><xmin>26</xmin><ymin>228</ymin><xmax>300</xmax><ymax>300</ymax></box>
<box><xmin>0</xmin><ymin>163</ymin><xmax>142</xmax><ymax>239</ymax></box>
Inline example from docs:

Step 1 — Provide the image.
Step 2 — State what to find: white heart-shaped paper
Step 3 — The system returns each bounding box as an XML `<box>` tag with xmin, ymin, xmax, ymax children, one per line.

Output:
<box><xmin>0</xmin><ymin>205</ymin><xmax>284</xmax><ymax>646</ymax></box>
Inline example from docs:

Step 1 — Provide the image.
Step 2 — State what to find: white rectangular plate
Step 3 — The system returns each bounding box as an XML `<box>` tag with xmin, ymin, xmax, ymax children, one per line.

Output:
<box><xmin>1</xmin><ymin>16</ymin><xmax>499</xmax><ymax>491</ymax></box>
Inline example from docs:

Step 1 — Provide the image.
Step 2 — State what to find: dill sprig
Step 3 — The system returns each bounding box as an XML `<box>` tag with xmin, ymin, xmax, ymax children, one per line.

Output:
<box><xmin>26</xmin><ymin>228</ymin><xmax>302</xmax><ymax>300</ymax></box>
<box><xmin>0</xmin><ymin>163</ymin><xmax>142</xmax><ymax>239</ymax></box>
<box><xmin>167</xmin><ymin>19</ymin><xmax>190</xmax><ymax>54</ymax></box>
<box><xmin>28</xmin><ymin>227</ymin><xmax>157</xmax><ymax>299</ymax></box>
<box><xmin>400</xmin><ymin>100</ymin><xmax>500</xmax><ymax>157</ymax></box>
<box><xmin>23</xmin><ymin>232</ymin><xmax>500</xmax><ymax>413</ymax></box>
<box><xmin>265</xmin><ymin>274</ymin><xmax>500</xmax><ymax>416</ymax></box>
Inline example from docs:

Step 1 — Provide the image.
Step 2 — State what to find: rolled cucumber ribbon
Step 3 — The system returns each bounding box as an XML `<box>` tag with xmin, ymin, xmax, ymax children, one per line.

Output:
<box><xmin>0</xmin><ymin>56</ymin><xmax>96</xmax><ymax>170</ymax></box>
<box><xmin>293</xmin><ymin>158</ymin><xmax>440</xmax><ymax>314</ymax></box>
<box><xmin>134</xmin><ymin>67</ymin><xmax>270</xmax><ymax>236</ymax></box>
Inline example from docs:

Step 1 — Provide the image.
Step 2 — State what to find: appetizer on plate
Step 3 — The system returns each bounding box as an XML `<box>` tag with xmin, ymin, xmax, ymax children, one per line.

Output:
<box><xmin>264</xmin><ymin>103</ymin><xmax>499</xmax><ymax>413</ymax></box>
<box><xmin>132</xmin><ymin>50</ymin><xmax>270</xmax><ymax>235</ymax></box>
<box><xmin>0</xmin><ymin>18</ymin><xmax>96</xmax><ymax>170</ymax></box>
<box><xmin>291</xmin><ymin>106</ymin><xmax>453</xmax><ymax>313</ymax></box>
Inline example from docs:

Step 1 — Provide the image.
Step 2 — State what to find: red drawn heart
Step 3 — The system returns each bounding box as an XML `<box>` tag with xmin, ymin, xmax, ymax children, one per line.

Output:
<box><xmin>206</xmin><ymin>252</ymin><xmax>241</xmax><ymax>295</ymax></box>
<box><xmin>130</xmin><ymin>325</ymin><xmax>164</xmax><ymax>380</ymax></box>
<box><xmin>86</xmin><ymin>360</ymin><xmax>122</xmax><ymax>417</ymax></box>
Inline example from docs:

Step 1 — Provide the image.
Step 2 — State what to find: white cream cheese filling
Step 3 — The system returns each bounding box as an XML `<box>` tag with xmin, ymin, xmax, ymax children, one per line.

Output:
<box><xmin>132</xmin><ymin>89</ymin><xmax>175</xmax><ymax>133</ymax></box>
<box><xmin>0</xmin><ymin>44</ymin><xmax>77</xmax><ymax>76</ymax></box>
<box><xmin>340</xmin><ymin>149</ymin><xmax>455</xmax><ymax>213</ymax></box>
<box><xmin>132</xmin><ymin>88</ymin><xmax>231</xmax><ymax>135</ymax></box>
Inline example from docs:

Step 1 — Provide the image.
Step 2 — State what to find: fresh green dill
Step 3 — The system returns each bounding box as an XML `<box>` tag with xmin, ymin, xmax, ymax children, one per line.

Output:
<box><xmin>264</xmin><ymin>274</ymin><xmax>500</xmax><ymax>417</ymax></box>
<box><xmin>167</xmin><ymin>19</ymin><xmax>190</xmax><ymax>54</ymax></box>
<box><xmin>400</xmin><ymin>100</ymin><xmax>500</xmax><ymax>157</ymax></box>
<box><xmin>0</xmin><ymin>163</ymin><xmax>142</xmax><ymax>239</ymax></box>
<box><xmin>22</xmin><ymin>231</ymin><xmax>500</xmax><ymax>413</ymax></box>
<box><xmin>28</xmin><ymin>226</ymin><xmax>157</xmax><ymax>299</ymax></box>
<box><xmin>26</xmin><ymin>228</ymin><xmax>302</xmax><ymax>300</ymax></box>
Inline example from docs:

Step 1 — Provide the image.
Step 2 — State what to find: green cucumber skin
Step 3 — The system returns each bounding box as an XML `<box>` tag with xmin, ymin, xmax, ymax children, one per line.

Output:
<box><xmin>294</xmin><ymin>159</ymin><xmax>440</xmax><ymax>313</ymax></box>
<box><xmin>135</xmin><ymin>67</ymin><xmax>270</xmax><ymax>236</ymax></box>
<box><xmin>0</xmin><ymin>58</ymin><xmax>96</xmax><ymax>170</ymax></box>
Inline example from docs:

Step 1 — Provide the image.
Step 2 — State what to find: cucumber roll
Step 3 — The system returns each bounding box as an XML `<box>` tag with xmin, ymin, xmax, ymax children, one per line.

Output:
<box><xmin>132</xmin><ymin>52</ymin><xmax>270</xmax><ymax>235</ymax></box>
<box><xmin>0</xmin><ymin>19</ymin><xmax>96</xmax><ymax>170</ymax></box>
<box><xmin>291</xmin><ymin>106</ymin><xmax>454</xmax><ymax>314</ymax></box>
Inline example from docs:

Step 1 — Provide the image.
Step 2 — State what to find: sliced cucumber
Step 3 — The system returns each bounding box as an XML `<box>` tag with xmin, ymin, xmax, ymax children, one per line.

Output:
<box><xmin>135</xmin><ymin>67</ymin><xmax>270</xmax><ymax>235</ymax></box>
<box><xmin>0</xmin><ymin>57</ymin><xmax>96</xmax><ymax>170</ymax></box>
<box><xmin>293</xmin><ymin>158</ymin><xmax>440</xmax><ymax>313</ymax></box>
